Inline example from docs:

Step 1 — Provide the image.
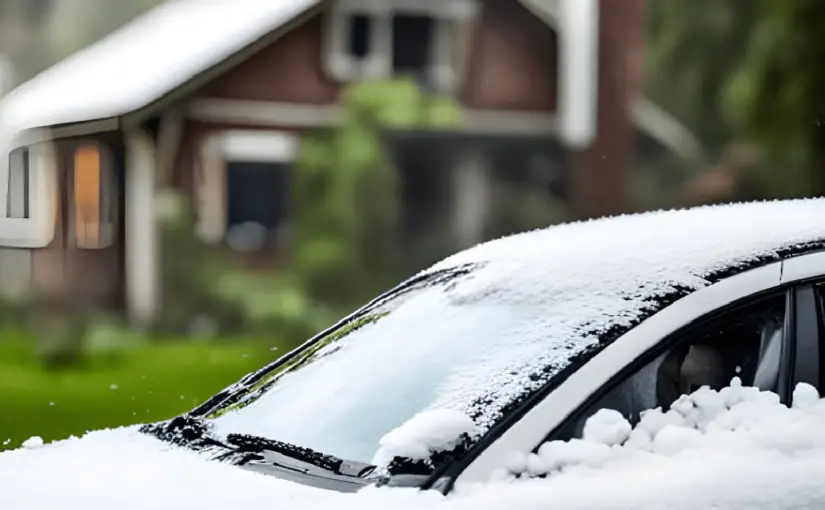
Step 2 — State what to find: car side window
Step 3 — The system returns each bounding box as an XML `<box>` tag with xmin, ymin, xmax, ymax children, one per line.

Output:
<box><xmin>553</xmin><ymin>294</ymin><xmax>787</xmax><ymax>441</ymax></box>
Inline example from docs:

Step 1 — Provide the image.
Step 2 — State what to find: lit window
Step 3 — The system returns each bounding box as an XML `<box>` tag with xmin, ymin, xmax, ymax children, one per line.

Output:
<box><xmin>73</xmin><ymin>143</ymin><xmax>116</xmax><ymax>249</ymax></box>
<box><xmin>7</xmin><ymin>147</ymin><xmax>30</xmax><ymax>219</ymax></box>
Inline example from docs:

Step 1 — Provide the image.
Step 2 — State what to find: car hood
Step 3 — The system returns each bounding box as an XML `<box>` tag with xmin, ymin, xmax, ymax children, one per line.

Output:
<box><xmin>0</xmin><ymin>426</ymin><xmax>351</xmax><ymax>510</ymax></box>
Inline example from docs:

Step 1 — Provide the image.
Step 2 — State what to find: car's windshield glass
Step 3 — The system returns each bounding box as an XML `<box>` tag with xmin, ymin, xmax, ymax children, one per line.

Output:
<box><xmin>207</xmin><ymin>263</ymin><xmax>564</xmax><ymax>465</ymax></box>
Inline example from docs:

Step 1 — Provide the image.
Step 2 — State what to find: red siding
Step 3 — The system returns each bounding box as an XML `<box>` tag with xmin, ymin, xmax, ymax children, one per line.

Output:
<box><xmin>461</xmin><ymin>0</ymin><xmax>558</xmax><ymax>111</ymax></box>
<box><xmin>198</xmin><ymin>14</ymin><xmax>341</xmax><ymax>105</ymax></box>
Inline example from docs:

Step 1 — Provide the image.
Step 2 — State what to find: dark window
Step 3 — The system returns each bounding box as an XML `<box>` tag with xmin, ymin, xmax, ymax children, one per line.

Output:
<box><xmin>7</xmin><ymin>147</ymin><xmax>30</xmax><ymax>219</ymax></box>
<box><xmin>347</xmin><ymin>14</ymin><xmax>372</xmax><ymax>60</ymax></box>
<box><xmin>225</xmin><ymin>161</ymin><xmax>290</xmax><ymax>252</ymax></box>
<box><xmin>554</xmin><ymin>295</ymin><xmax>787</xmax><ymax>441</ymax></box>
<box><xmin>392</xmin><ymin>14</ymin><xmax>435</xmax><ymax>76</ymax></box>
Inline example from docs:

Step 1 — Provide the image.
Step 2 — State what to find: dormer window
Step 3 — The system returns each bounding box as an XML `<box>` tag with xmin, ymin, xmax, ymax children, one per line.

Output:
<box><xmin>325</xmin><ymin>0</ymin><xmax>478</xmax><ymax>91</ymax></box>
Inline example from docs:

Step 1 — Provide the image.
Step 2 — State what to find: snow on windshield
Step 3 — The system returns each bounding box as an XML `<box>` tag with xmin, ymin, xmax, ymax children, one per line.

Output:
<box><xmin>372</xmin><ymin>409</ymin><xmax>477</xmax><ymax>467</ymax></box>
<box><xmin>210</xmin><ymin>199</ymin><xmax>825</xmax><ymax>461</ymax></box>
<box><xmin>4</xmin><ymin>381</ymin><xmax>825</xmax><ymax>509</ymax></box>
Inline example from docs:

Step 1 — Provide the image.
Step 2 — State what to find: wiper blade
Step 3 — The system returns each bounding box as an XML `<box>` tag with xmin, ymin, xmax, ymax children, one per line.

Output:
<box><xmin>140</xmin><ymin>415</ymin><xmax>378</xmax><ymax>480</ymax></box>
<box><xmin>225</xmin><ymin>433</ymin><xmax>378</xmax><ymax>479</ymax></box>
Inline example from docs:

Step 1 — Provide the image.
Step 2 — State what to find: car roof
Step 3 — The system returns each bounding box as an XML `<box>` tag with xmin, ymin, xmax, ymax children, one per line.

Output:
<box><xmin>413</xmin><ymin>199</ymin><xmax>825</xmax><ymax>428</ymax></box>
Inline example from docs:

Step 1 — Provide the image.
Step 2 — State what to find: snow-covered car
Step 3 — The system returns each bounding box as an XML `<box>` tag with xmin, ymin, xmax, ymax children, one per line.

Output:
<box><xmin>5</xmin><ymin>199</ymin><xmax>825</xmax><ymax>509</ymax></box>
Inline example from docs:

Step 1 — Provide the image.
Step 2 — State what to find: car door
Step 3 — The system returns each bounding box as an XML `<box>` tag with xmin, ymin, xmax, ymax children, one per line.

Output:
<box><xmin>445</xmin><ymin>253</ymin><xmax>825</xmax><ymax>489</ymax></box>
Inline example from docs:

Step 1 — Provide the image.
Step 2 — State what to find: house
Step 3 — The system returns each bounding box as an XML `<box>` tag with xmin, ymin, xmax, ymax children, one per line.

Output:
<box><xmin>0</xmin><ymin>0</ymin><xmax>698</xmax><ymax>328</ymax></box>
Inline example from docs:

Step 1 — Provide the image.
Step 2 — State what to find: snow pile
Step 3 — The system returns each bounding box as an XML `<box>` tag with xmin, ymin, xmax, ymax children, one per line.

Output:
<box><xmin>493</xmin><ymin>379</ymin><xmax>825</xmax><ymax>483</ymax></box>
<box><xmin>372</xmin><ymin>409</ymin><xmax>477</xmax><ymax>466</ymax></box>
<box><xmin>5</xmin><ymin>382</ymin><xmax>825</xmax><ymax>509</ymax></box>
<box><xmin>0</xmin><ymin>426</ymin><xmax>338</xmax><ymax>510</ymax></box>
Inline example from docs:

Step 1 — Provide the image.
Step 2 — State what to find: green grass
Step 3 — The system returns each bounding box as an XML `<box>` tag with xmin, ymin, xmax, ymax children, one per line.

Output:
<box><xmin>0</xmin><ymin>338</ymin><xmax>294</xmax><ymax>451</ymax></box>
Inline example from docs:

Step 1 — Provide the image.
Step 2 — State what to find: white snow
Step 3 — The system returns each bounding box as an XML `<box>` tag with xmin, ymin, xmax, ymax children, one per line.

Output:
<box><xmin>5</xmin><ymin>382</ymin><xmax>825</xmax><ymax>509</ymax></box>
<box><xmin>372</xmin><ymin>409</ymin><xmax>477</xmax><ymax>466</ymax></box>
<box><xmin>211</xmin><ymin>199</ymin><xmax>825</xmax><ymax>463</ymax></box>
<box><xmin>20</xmin><ymin>436</ymin><xmax>44</xmax><ymax>449</ymax></box>
<box><xmin>0</xmin><ymin>0</ymin><xmax>318</xmax><ymax>135</ymax></box>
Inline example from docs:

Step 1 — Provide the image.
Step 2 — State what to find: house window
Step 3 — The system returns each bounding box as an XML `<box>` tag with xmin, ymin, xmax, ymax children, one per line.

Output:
<box><xmin>392</xmin><ymin>14</ymin><xmax>435</xmax><ymax>76</ymax></box>
<box><xmin>196</xmin><ymin>131</ymin><xmax>297</xmax><ymax>254</ymax></box>
<box><xmin>73</xmin><ymin>143</ymin><xmax>117</xmax><ymax>249</ymax></box>
<box><xmin>7</xmin><ymin>147</ymin><xmax>30</xmax><ymax>219</ymax></box>
<box><xmin>325</xmin><ymin>0</ymin><xmax>478</xmax><ymax>90</ymax></box>
<box><xmin>347</xmin><ymin>14</ymin><xmax>372</xmax><ymax>59</ymax></box>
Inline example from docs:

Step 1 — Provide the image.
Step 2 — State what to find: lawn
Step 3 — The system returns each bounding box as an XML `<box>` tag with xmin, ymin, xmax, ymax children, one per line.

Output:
<box><xmin>0</xmin><ymin>338</ymin><xmax>292</xmax><ymax>450</ymax></box>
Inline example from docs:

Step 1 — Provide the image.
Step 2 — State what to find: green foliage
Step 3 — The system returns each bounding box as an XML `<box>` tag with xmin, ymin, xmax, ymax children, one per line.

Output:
<box><xmin>645</xmin><ymin>0</ymin><xmax>760</xmax><ymax>154</ymax></box>
<box><xmin>153</xmin><ymin>78</ymin><xmax>460</xmax><ymax>340</ymax></box>
<box><xmin>723</xmin><ymin>0</ymin><xmax>825</xmax><ymax>196</ymax></box>
<box><xmin>292</xmin><ymin>78</ymin><xmax>461</xmax><ymax>309</ymax></box>
<box><xmin>0</xmin><ymin>337</ymin><xmax>290</xmax><ymax>450</ymax></box>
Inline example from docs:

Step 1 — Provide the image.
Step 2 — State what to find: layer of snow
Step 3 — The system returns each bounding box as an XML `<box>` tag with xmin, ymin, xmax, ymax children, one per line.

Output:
<box><xmin>0</xmin><ymin>0</ymin><xmax>318</xmax><ymax>135</ymax></box>
<box><xmin>6</xmin><ymin>382</ymin><xmax>825</xmax><ymax>509</ymax></box>
<box><xmin>372</xmin><ymin>409</ymin><xmax>477</xmax><ymax>466</ymax></box>
<box><xmin>212</xmin><ymin>199</ymin><xmax>825</xmax><ymax>463</ymax></box>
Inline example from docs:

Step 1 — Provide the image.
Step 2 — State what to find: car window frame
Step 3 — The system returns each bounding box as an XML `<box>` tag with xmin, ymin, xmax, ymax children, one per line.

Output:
<box><xmin>445</xmin><ymin>256</ymin><xmax>813</xmax><ymax>491</ymax></box>
<box><xmin>542</xmin><ymin>288</ymin><xmax>793</xmax><ymax>444</ymax></box>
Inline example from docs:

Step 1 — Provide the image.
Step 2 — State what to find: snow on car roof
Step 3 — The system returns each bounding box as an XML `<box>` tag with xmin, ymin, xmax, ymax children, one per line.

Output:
<box><xmin>4</xmin><ymin>381</ymin><xmax>825</xmax><ymax>509</ymax></box>
<box><xmin>0</xmin><ymin>0</ymin><xmax>318</xmax><ymax>133</ymax></box>
<box><xmin>418</xmin><ymin>199</ymin><xmax>825</xmax><ymax>428</ymax></box>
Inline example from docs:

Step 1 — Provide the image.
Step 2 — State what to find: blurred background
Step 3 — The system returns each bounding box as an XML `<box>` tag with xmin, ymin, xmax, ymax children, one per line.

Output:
<box><xmin>0</xmin><ymin>0</ymin><xmax>822</xmax><ymax>450</ymax></box>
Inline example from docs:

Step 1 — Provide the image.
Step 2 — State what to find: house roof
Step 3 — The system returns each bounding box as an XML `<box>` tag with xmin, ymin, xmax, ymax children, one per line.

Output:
<box><xmin>0</xmin><ymin>0</ymin><xmax>700</xmax><ymax>158</ymax></box>
<box><xmin>0</xmin><ymin>0</ymin><xmax>319</xmax><ymax>135</ymax></box>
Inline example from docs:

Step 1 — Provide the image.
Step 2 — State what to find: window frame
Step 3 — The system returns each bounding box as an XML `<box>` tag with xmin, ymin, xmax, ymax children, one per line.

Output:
<box><xmin>322</xmin><ymin>0</ymin><xmax>478</xmax><ymax>91</ymax></box>
<box><xmin>69</xmin><ymin>142</ymin><xmax>118</xmax><ymax>250</ymax></box>
<box><xmin>448</xmin><ymin>253</ymin><xmax>825</xmax><ymax>490</ymax></box>
<box><xmin>544</xmin><ymin>290</ymin><xmax>793</xmax><ymax>445</ymax></box>
<box><xmin>0</xmin><ymin>140</ymin><xmax>59</xmax><ymax>249</ymax></box>
<box><xmin>6</xmin><ymin>146</ymin><xmax>30</xmax><ymax>219</ymax></box>
<box><xmin>196</xmin><ymin>130</ymin><xmax>298</xmax><ymax>245</ymax></box>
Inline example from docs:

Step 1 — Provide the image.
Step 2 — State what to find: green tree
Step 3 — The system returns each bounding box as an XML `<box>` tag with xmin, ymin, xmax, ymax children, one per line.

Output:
<box><xmin>724</xmin><ymin>0</ymin><xmax>825</xmax><ymax>197</ymax></box>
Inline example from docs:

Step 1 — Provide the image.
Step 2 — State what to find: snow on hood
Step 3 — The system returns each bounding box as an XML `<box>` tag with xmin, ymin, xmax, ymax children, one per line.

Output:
<box><xmin>0</xmin><ymin>426</ymin><xmax>339</xmax><ymax>510</ymax></box>
<box><xmin>6</xmin><ymin>382</ymin><xmax>825</xmax><ymax>509</ymax></box>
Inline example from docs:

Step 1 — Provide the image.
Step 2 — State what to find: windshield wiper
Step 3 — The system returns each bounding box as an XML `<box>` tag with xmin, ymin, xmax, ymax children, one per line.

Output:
<box><xmin>223</xmin><ymin>433</ymin><xmax>378</xmax><ymax>479</ymax></box>
<box><xmin>140</xmin><ymin>415</ymin><xmax>378</xmax><ymax>481</ymax></box>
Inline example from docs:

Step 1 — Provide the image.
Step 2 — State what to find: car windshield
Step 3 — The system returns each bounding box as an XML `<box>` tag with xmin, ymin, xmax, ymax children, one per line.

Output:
<box><xmin>206</xmin><ymin>263</ymin><xmax>575</xmax><ymax>465</ymax></box>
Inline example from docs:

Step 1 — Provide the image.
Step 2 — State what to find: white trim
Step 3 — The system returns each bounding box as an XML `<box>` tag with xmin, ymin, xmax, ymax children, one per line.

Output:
<box><xmin>780</xmin><ymin>250</ymin><xmax>825</xmax><ymax>284</ymax></box>
<box><xmin>557</xmin><ymin>0</ymin><xmax>599</xmax><ymax>148</ymax></box>
<box><xmin>0</xmin><ymin>141</ymin><xmax>58</xmax><ymax>248</ymax></box>
<box><xmin>195</xmin><ymin>130</ymin><xmax>299</xmax><ymax>244</ymax></box>
<box><xmin>460</xmin><ymin>110</ymin><xmax>557</xmax><ymax>135</ymax></box>
<box><xmin>323</xmin><ymin>0</ymin><xmax>477</xmax><ymax>90</ymax></box>
<box><xmin>458</xmin><ymin>259</ymin><xmax>789</xmax><ymax>485</ymax></box>
<box><xmin>125</xmin><ymin>128</ymin><xmax>159</xmax><ymax>327</ymax></box>
<box><xmin>9</xmin><ymin>119</ymin><xmax>119</xmax><ymax>151</ymax></box>
<box><xmin>188</xmin><ymin>98</ymin><xmax>558</xmax><ymax>136</ymax></box>
<box><xmin>188</xmin><ymin>99</ymin><xmax>339</xmax><ymax>127</ymax></box>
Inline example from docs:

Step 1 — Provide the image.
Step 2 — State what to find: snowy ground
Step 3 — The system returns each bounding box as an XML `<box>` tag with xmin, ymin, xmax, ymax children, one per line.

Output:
<box><xmin>3</xmin><ymin>380</ymin><xmax>825</xmax><ymax>510</ymax></box>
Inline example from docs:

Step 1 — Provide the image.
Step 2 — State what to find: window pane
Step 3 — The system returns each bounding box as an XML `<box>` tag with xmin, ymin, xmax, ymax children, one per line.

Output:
<box><xmin>74</xmin><ymin>144</ymin><xmax>101</xmax><ymax>247</ymax></box>
<box><xmin>347</xmin><ymin>14</ymin><xmax>371</xmax><ymax>60</ymax></box>
<box><xmin>392</xmin><ymin>14</ymin><xmax>435</xmax><ymax>75</ymax></box>
<box><xmin>7</xmin><ymin>147</ymin><xmax>29</xmax><ymax>219</ymax></box>
<box><xmin>555</xmin><ymin>295</ymin><xmax>786</xmax><ymax>440</ymax></box>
